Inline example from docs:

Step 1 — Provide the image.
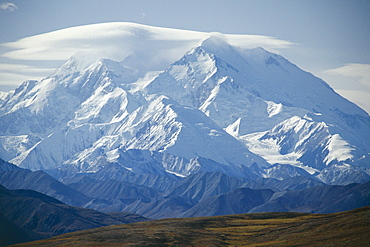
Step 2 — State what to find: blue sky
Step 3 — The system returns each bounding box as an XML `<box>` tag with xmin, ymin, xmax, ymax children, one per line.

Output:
<box><xmin>0</xmin><ymin>0</ymin><xmax>369</xmax><ymax>113</ymax></box>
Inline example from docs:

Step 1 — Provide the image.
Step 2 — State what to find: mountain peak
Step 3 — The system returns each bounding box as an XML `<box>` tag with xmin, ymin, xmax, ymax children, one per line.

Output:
<box><xmin>197</xmin><ymin>35</ymin><xmax>239</xmax><ymax>58</ymax></box>
<box><xmin>200</xmin><ymin>35</ymin><xmax>230</xmax><ymax>48</ymax></box>
<box><xmin>251</xmin><ymin>46</ymin><xmax>269</xmax><ymax>53</ymax></box>
<box><xmin>53</xmin><ymin>53</ymin><xmax>100</xmax><ymax>78</ymax></box>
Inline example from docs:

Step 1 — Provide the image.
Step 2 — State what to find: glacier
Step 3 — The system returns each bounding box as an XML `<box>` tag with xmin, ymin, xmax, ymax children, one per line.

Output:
<box><xmin>0</xmin><ymin>26</ymin><xmax>369</xmax><ymax>186</ymax></box>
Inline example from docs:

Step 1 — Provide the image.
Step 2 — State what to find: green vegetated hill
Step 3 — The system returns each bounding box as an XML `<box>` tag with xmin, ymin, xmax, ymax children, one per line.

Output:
<box><xmin>13</xmin><ymin>206</ymin><xmax>370</xmax><ymax>247</ymax></box>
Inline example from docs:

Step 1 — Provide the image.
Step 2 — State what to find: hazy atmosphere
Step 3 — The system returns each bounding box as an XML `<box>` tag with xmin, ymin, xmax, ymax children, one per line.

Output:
<box><xmin>0</xmin><ymin>0</ymin><xmax>369</xmax><ymax>113</ymax></box>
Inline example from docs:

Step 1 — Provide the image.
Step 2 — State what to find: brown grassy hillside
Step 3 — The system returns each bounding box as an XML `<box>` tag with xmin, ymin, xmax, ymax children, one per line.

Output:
<box><xmin>12</xmin><ymin>206</ymin><xmax>370</xmax><ymax>246</ymax></box>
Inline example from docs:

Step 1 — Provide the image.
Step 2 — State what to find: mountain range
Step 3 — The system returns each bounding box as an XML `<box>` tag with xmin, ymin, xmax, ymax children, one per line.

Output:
<box><xmin>0</xmin><ymin>23</ymin><xmax>369</xmax><ymax>242</ymax></box>
<box><xmin>1</xmin><ymin>159</ymin><xmax>369</xmax><ymax>245</ymax></box>
<box><xmin>1</xmin><ymin>156</ymin><xmax>369</xmax><ymax>220</ymax></box>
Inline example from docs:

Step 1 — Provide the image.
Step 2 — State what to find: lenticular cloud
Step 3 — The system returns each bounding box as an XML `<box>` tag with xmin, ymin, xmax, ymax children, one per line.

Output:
<box><xmin>2</xmin><ymin>22</ymin><xmax>293</xmax><ymax>72</ymax></box>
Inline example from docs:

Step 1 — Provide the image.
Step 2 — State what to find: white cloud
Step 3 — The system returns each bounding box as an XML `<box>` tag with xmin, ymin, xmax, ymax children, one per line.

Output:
<box><xmin>324</xmin><ymin>63</ymin><xmax>370</xmax><ymax>88</ymax></box>
<box><xmin>0</xmin><ymin>2</ymin><xmax>18</xmax><ymax>12</ymax></box>
<box><xmin>0</xmin><ymin>63</ymin><xmax>54</xmax><ymax>88</ymax></box>
<box><xmin>320</xmin><ymin>63</ymin><xmax>370</xmax><ymax>114</ymax></box>
<box><xmin>1</xmin><ymin>22</ymin><xmax>293</xmax><ymax>68</ymax></box>
<box><xmin>0</xmin><ymin>72</ymin><xmax>40</xmax><ymax>86</ymax></box>
<box><xmin>0</xmin><ymin>63</ymin><xmax>54</xmax><ymax>74</ymax></box>
<box><xmin>336</xmin><ymin>89</ymin><xmax>370</xmax><ymax>115</ymax></box>
<box><xmin>0</xmin><ymin>22</ymin><xmax>294</xmax><ymax>91</ymax></box>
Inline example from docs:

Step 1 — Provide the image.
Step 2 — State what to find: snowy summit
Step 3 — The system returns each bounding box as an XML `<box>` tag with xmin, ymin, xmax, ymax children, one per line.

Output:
<box><xmin>0</xmin><ymin>22</ymin><xmax>369</xmax><ymax>186</ymax></box>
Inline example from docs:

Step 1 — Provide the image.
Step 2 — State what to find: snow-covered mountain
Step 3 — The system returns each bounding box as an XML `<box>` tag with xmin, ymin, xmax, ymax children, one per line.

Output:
<box><xmin>0</xmin><ymin>26</ymin><xmax>369</xmax><ymax>185</ymax></box>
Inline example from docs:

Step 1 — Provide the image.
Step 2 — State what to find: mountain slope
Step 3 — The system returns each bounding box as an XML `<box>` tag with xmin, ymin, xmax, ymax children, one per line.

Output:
<box><xmin>164</xmin><ymin>172</ymin><xmax>245</xmax><ymax>205</ymax></box>
<box><xmin>0</xmin><ymin>184</ymin><xmax>149</xmax><ymax>246</ymax></box>
<box><xmin>0</xmin><ymin>160</ymin><xmax>130</xmax><ymax>210</ymax></box>
<box><xmin>1</xmin><ymin>57</ymin><xmax>268</xmax><ymax>177</ymax></box>
<box><xmin>0</xmin><ymin>167</ymin><xmax>93</xmax><ymax>207</ymax></box>
<box><xmin>182</xmin><ymin>187</ymin><xmax>274</xmax><ymax>217</ymax></box>
<box><xmin>0</xmin><ymin>213</ymin><xmax>35</xmax><ymax>246</ymax></box>
<box><xmin>145</xmin><ymin>36</ymin><xmax>370</xmax><ymax>183</ymax></box>
<box><xmin>250</xmin><ymin>181</ymin><xmax>370</xmax><ymax>213</ymax></box>
<box><xmin>69</xmin><ymin>179</ymin><xmax>160</xmax><ymax>212</ymax></box>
